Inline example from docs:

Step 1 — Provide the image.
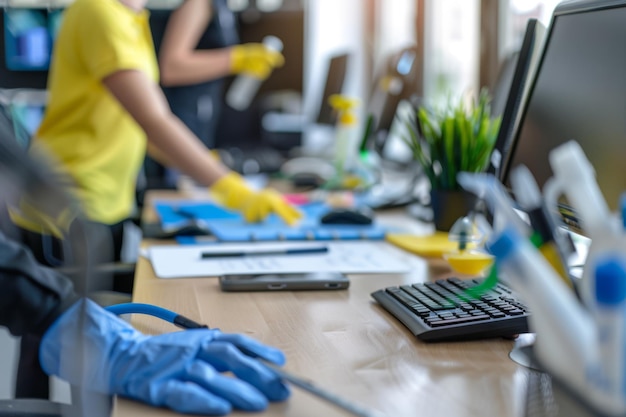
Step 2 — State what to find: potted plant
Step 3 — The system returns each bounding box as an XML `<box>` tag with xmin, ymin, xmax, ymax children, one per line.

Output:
<box><xmin>405</xmin><ymin>90</ymin><xmax>501</xmax><ymax>230</ymax></box>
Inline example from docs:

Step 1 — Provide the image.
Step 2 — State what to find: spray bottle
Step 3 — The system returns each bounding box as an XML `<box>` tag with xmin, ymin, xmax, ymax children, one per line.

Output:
<box><xmin>226</xmin><ymin>36</ymin><xmax>283</xmax><ymax>111</ymax></box>
<box><xmin>489</xmin><ymin>227</ymin><xmax>604</xmax><ymax>411</ymax></box>
<box><xmin>543</xmin><ymin>140</ymin><xmax>624</xmax><ymax>309</ymax></box>
<box><xmin>328</xmin><ymin>94</ymin><xmax>360</xmax><ymax>181</ymax></box>
<box><xmin>591</xmin><ymin>255</ymin><xmax>626</xmax><ymax>414</ymax></box>
<box><xmin>510</xmin><ymin>165</ymin><xmax>574</xmax><ymax>289</ymax></box>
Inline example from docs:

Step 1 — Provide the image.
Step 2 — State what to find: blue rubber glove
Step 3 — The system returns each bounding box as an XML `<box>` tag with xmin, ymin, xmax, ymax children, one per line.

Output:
<box><xmin>39</xmin><ymin>299</ymin><xmax>290</xmax><ymax>415</ymax></box>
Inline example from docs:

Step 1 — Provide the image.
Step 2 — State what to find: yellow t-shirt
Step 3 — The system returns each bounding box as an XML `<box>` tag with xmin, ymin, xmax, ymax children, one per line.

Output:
<box><xmin>34</xmin><ymin>0</ymin><xmax>158</xmax><ymax>225</ymax></box>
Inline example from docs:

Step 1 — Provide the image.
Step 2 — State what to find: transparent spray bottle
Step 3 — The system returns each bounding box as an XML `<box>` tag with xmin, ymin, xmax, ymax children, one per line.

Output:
<box><xmin>226</xmin><ymin>36</ymin><xmax>283</xmax><ymax>111</ymax></box>
<box><xmin>328</xmin><ymin>94</ymin><xmax>359</xmax><ymax>182</ymax></box>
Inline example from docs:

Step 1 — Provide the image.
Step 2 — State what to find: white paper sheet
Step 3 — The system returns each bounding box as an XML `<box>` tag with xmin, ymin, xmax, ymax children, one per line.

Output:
<box><xmin>148</xmin><ymin>241</ymin><xmax>415</xmax><ymax>279</ymax></box>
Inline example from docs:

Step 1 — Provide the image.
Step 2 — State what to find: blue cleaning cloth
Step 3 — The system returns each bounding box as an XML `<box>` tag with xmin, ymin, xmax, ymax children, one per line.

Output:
<box><xmin>154</xmin><ymin>200</ymin><xmax>387</xmax><ymax>243</ymax></box>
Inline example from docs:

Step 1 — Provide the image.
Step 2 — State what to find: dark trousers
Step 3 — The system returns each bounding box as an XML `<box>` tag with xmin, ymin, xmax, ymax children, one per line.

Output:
<box><xmin>15</xmin><ymin>219</ymin><xmax>126</xmax><ymax>399</ymax></box>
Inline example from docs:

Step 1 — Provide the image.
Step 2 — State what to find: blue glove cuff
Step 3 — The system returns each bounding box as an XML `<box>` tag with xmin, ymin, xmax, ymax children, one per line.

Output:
<box><xmin>39</xmin><ymin>298</ymin><xmax>142</xmax><ymax>394</ymax></box>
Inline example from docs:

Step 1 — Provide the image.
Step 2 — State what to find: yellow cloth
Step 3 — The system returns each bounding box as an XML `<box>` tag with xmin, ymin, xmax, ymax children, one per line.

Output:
<box><xmin>210</xmin><ymin>173</ymin><xmax>302</xmax><ymax>225</ymax></box>
<box><xmin>386</xmin><ymin>232</ymin><xmax>462</xmax><ymax>258</ymax></box>
<box><xmin>30</xmin><ymin>0</ymin><xmax>158</xmax><ymax>227</ymax></box>
<box><xmin>230</xmin><ymin>43</ymin><xmax>284</xmax><ymax>80</ymax></box>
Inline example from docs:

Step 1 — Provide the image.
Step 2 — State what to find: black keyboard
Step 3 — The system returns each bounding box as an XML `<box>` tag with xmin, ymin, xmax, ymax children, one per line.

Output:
<box><xmin>371</xmin><ymin>277</ymin><xmax>530</xmax><ymax>342</ymax></box>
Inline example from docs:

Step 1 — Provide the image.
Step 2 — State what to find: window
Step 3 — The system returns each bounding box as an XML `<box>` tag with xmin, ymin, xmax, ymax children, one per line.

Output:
<box><xmin>500</xmin><ymin>0</ymin><xmax>560</xmax><ymax>59</ymax></box>
<box><xmin>423</xmin><ymin>0</ymin><xmax>480</xmax><ymax>107</ymax></box>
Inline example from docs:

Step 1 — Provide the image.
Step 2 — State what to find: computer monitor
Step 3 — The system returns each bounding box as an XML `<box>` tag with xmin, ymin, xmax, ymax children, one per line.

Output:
<box><xmin>366</xmin><ymin>46</ymin><xmax>419</xmax><ymax>158</ymax></box>
<box><xmin>0</xmin><ymin>7</ymin><xmax>64</xmax><ymax>89</ymax></box>
<box><xmin>315</xmin><ymin>53</ymin><xmax>350</xmax><ymax>125</ymax></box>
<box><xmin>487</xmin><ymin>18</ymin><xmax>545</xmax><ymax>180</ymax></box>
<box><xmin>502</xmin><ymin>0</ymin><xmax>626</xmax><ymax>214</ymax></box>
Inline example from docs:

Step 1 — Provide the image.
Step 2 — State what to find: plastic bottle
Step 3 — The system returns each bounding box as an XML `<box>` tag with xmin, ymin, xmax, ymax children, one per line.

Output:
<box><xmin>592</xmin><ymin>255</ymin><xmax>626</xmax><ymax>414</ymax></box>
<box><xmin>225</xmin><ymin>36</ymin><xmax>283</xmax><ymax>111</ymax></box>
<box><xmin>489</xmin><ymin>227</ymin><xmax>597</xmax><ymax>403</ymax></box>
<box><xmin>328</xmin><ymin>94</ymin><xmax>360</xmax><ymax>181</ymax></box>
<box><xmin>543</xmin><ymin>140</ymin><xmax>624</xmax><ymax>309</ymax></box>
<box><xmin>510</xmin><ymin>165</ymin><xmax>573</xmax><ymax>289</ymax></box>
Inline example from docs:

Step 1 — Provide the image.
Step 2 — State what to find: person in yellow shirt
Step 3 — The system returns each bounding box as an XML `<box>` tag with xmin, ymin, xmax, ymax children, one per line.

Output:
<box><xmin>15</xmin><ymin>0</ymin><xmax>299</xmax><ymax>251</ymax></box>
<box><xmin>14</xmin><ymin>0</ymin><xmax>300</xmax><ymax>400</ymax></box>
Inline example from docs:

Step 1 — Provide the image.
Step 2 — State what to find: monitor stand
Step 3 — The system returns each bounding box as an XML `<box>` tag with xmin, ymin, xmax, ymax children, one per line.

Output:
<box><xmin>508</xmin><ymin>333</ymin><xmax>543</xmax><ymax>372</ymax></box>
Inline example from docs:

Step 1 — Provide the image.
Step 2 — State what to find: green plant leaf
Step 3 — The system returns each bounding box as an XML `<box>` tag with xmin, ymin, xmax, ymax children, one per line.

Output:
<box><xmin>456</xmin><ymin>110</ymin><xmax>470</xmax><ymax>172</ymax></box>
<box><xmin>443</xmin><ymin>115</ymin><xmax>456</xmax><ymax>188</ymax></box>
<box><xmin>403</xmin><ymin>90</ymin><xmax>501</xmax><ymax>191</ymax></box>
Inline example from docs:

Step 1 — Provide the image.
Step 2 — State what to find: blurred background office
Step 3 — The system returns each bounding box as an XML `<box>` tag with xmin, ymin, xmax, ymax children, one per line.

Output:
<box><xmin>0</xmin><ymin>0</ymin><xmax>561</xmax><ymax>178</ymax></box>
<box><xmin>0</xmin><ymin>0</ymin><xmax>563</xmax><ymax>401</ymax></box>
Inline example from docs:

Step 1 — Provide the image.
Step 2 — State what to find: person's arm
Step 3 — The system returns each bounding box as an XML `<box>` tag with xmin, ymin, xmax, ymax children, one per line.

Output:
<box><xmin>158</xmin><ymin>0</ymin><xmax>232</xmax><ymax>86</ymax></box>
<box><xmin>0</xmin><ymin>232</ymin><xmax>78</xmax><ymax>337</ymax></box>
<box><xmin>103</xmin><ymin>69</ymin><xmax>229</xmax><ymax>186</ymax></box>
<box><xmin>158</xmin><ymin>0</ymin><xmax>284</xmax><ymax>87</ymax></box>
<box><xmin>103</xmin><ymin>69</ymin><xmax>302</xmax><ymax>225</ymax></box>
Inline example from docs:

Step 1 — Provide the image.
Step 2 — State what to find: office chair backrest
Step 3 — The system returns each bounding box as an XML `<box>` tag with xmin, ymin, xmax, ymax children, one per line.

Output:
<box><xmin>0</xmin><ymin>97</ymin><xmax>133</xmax><ymax>299</ymax></box>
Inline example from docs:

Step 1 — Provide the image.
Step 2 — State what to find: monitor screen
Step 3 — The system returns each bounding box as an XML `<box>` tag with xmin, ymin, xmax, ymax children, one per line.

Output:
<box><xmin>367</xmin><ymin>47</ymin><xmax>419</xmax><ymax>140</ymax></box>
<box><xmin>503</xmin><ymin>1</ymin><xmax>626</xmax><ymax>212</ymax></box>
<box><xmin>0</xmin><ymin>8</ymin><xmax>64</xmax><ymax>88</ymax></box>
<box><xmin>315</xmin><ymin>53</ymin><xmax>349</xmax><ymax>125</ymax></box>
<box><xmin>487</xmin><ymin>18</ymin><xmax>545</xmax><ymax>179</ymax></box>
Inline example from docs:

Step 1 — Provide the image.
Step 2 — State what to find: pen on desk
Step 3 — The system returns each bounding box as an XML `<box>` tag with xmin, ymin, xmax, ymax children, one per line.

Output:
<box><xmin>200</xmin><ymin>246</ymin><xmax>329</xmax><ymax>259</ymax></box>
<box><xmin>172</xmin><ymin>206</ymin><xmax>198</xmax><ymax>220</ymax></box>
<box><xmin>510</xmin><ymin>165</ymin><xmax>576</xmax><ymax>291</ymax></box>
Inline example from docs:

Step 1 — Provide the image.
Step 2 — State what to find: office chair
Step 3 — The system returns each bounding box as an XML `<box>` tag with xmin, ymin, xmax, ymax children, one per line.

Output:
<box><xmin>0</xmin><ymin>94</ymin><xmax>130</xmax><ymax>413</ymax></box>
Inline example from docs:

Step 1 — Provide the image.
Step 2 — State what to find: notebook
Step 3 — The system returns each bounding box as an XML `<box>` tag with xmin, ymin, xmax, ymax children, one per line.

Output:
<box><xmin>148</xmin><ymin>241</ymin><xmax>414</xmax><ymax>279</ymax></box>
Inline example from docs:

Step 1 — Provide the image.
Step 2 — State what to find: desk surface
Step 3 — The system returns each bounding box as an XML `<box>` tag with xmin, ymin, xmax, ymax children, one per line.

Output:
<box><xmin>113</xmin><ymin>191</ymin><xmax>529</xmax><ymax>417</ymax></box>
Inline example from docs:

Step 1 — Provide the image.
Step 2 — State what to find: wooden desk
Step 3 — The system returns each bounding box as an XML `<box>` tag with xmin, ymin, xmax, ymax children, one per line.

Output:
<box><xmin>113</xmin><ymin>191</ymin><xmax>529</xmax><ymax>417</ymax></box>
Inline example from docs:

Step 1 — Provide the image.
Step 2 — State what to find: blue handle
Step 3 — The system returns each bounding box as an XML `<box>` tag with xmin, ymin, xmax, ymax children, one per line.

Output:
<box><xmin>105</xmin><ymin>303</ymin><xmax>207</xmax><ymax>329</ymax></box>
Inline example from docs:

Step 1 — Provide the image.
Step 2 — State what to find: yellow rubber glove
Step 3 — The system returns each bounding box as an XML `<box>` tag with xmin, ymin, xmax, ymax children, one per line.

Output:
<box><xmin>230</xmin><ymin>43</ymin><xmax>285</xmax><ymax>80</ymax></box>
<box><xmin>210</xmin><ymin>172</ymin><xmax>302</xmax><ymax>225</ymax></box>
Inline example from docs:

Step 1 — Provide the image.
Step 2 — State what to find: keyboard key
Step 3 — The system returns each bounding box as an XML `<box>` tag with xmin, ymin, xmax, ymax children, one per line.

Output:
<box><xmin>428</xmin><ymin>315</ymin><xmax>491</xmax><ymax>327</ymax></box>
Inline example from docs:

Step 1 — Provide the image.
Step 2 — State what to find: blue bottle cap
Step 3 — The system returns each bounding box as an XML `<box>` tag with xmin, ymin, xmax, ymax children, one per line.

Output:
<box><xmin>595</xmin><ymin>257</ymin><xmax>626</xmax><ymax>305</ymax></box>
<box><xmin>488</xmin><ymin>227</ymin><xmax>521</xmax><ymax>260</ymax></box>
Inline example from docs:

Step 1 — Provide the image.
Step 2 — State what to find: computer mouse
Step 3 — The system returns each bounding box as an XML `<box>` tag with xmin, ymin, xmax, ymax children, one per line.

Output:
<box><xmin>291</xmin><ymin>172</ymin><xmax>326</xmax><ymax>188</ymax></box>
<box><xmin>320</xmin><ymin>207</ymin><xmax>374</xmax><ymax>225</ymax></box>
<box><xmin>280</xmin><ymin>157</ymin><xmax>336</xmax><ymax>187</ymax></box>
